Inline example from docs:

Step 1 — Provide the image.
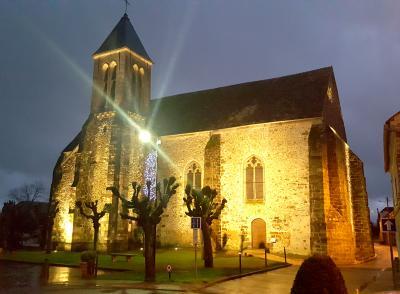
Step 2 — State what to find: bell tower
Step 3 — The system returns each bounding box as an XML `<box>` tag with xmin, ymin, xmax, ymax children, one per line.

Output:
<box><xmin>90</xmin><ymin>13</ymin><xmax>152</xmax><ymax>116</ymax></box>
<box><xmin>68</xmin><ymin>13</ymin><xmax>152</xmax><ymax>251</ymax></box>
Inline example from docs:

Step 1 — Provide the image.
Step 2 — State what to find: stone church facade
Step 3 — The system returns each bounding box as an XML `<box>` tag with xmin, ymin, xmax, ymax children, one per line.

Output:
<box><xmin>50</xmin><ymin>14</ymin><xmax>374</xmax><ymax>264</ymax></box>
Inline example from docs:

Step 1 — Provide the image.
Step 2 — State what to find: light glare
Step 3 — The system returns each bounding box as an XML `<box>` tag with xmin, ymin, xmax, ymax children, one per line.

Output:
<box><xmin>139</xmin><ymin>129</ymin><xmax>151</xmax><ymax>143</ymax></box>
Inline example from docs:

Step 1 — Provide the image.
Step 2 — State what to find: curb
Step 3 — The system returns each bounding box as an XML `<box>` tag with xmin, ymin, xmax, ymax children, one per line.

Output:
<box><xmin>200</xmin><ymin>263</ymin><xmax>292</xmax><ymax>289</ymax></box>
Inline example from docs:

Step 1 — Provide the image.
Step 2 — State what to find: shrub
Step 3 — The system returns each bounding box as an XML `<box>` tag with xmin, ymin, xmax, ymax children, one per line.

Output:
<box><xmin>291</xmin><ymin>255</ymin><xmax>347</xmax><ymax>294</ymax></box>
<box><xmin>80</xmin><ymin>250</ymin><xmax>96</xmax><ymax>262</ymax></box>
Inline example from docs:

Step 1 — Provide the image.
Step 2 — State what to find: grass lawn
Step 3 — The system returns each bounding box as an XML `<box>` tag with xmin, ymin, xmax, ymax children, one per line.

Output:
<box><xmin>0</xmin><ymin>249</ymin><xmax>284</xmax><ymax>283</ymax></box>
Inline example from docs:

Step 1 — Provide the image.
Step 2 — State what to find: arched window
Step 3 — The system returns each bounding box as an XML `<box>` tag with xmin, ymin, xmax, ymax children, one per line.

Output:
<box><xmin>102</xmin><ymin>63</ymin><xmax>109</xmax><ymax>95</ymax></box>
<box><xmin>245</xmin><ymin>156</ymin><xmax>264</xmax><ymax>200</ymax></box>
<box><xmin>186</xmin><ymin>162</ymin><xmax>202</xmax><ymax>190</ymax></box>
<box><xmin>138</xmin><ymin>67</ymin><xmax>145</xmax><ymax>113</ymax></box>
<box><xmin>131</xmin><ymin>64</ymin><xmax>139</xmax><ymax>112</ymax></box>
<box><xmin>110</xmin><ymin>61</ymin><xmax>117</xmax><ymax>101</ymax></box>
<box><xmin>101</xmin><ymin>63</ymin><xmax>109</xmax><ymax>111</ymax></box>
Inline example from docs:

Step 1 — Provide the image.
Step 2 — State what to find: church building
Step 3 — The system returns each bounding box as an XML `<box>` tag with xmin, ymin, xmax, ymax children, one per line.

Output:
<box><xmin>51</xmin><ymin>13</ymin><xmax>374</xmax><ymax>264</ymax></box>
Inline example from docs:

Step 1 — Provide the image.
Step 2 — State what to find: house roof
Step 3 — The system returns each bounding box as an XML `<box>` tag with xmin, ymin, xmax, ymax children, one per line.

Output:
<box><xmin>379</xmin><ymin>207</ymin><xmax>394</xmax><ymax>219</ymax></box>
<box><xmin>94</xmin><ymin>13</ymin><xmax>152</xmax><ymax>62</ymax></box>
<box><xmin>150</xmin><ymin>67</ymin><xmax>335</xmax><ymax>136</ymax></box>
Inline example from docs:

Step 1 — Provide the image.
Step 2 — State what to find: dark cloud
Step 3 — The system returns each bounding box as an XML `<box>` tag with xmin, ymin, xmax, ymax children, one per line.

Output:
<box><xmin>0</xmin><ymin>1</ymin><xmax>398</xmax><ymax>219</ymax></box>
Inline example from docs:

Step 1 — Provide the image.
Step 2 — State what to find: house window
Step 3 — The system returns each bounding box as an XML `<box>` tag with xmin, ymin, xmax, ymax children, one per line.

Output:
<box><xmin>245</xmin><ymin>156</ymin><xmax>264</xmax><ymax>200</ymax></box>
<box><xmin>186</xmin><ymin>162</ymin><xmax>202</xmax><ymax>190</ymax></box>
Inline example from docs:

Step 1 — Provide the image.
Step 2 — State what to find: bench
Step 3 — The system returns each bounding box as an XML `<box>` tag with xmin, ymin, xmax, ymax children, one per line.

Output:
<box><xmin>110</xmin><ymin>253</ymin><xmax>137</xmax><ymax>263</ymax></box>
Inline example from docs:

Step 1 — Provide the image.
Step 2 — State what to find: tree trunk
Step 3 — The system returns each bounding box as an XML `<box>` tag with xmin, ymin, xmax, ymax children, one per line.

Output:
<box><xmin>93</xmin><ymin>223</ymin><xmax>99</xmax><ymax>251</ymax></box>
<box><xmin>144</xmin><ymin>224</ymin><xmax>156</xmax><ymax>282</ymax></box>
<box><xmin>202</xmin><ymin>221</ymin><xmax>213</xmax><ymax>268</ymax></box>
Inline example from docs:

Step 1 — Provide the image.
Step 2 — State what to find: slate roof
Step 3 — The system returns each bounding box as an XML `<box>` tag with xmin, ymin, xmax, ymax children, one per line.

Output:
<box><xmin>379</xmin><ymin>207</ymin><xmax>394</xmax><ymax>219</ymax></box>
<box><xmin>94</xmin><ymin>13</ymin><xmax>152</xmax><ymax>62</ymax></box>
<box><xmin>150</xmin><ymin>67</ymin><xmax>334</xmax><ymax>136</ymax></box>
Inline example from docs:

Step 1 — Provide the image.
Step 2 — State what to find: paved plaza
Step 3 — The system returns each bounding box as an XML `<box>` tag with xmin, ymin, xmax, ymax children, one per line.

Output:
<box><xmin>0</xmin><ymin>244</ymin><xmax>399</xmax><ymax>293</ymax></box>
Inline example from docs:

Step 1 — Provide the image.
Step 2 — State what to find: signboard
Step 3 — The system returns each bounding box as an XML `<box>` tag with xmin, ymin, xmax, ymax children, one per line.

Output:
<box><xmin>382</xmin><ymin>218</ymin><xmax>396</xmax><ymax>232</ymax></box>
<box><xmin>191</xmin><ymin>217</ymin><xmax>201</xmax><ymax>229</ymax></box>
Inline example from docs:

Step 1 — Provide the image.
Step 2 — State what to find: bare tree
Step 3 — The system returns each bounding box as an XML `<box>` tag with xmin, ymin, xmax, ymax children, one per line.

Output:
<box><xmin>8</xmin><ymin>182</ymin><xmax>46</xmax><ymax>202</ymax></box>
<box><xmin>184</xmin><ymin>185</ymin><xmax>227</xmax><ymax>268</ymax></box>
<box><xmin>75</xmin><ymin>200</ymin><xmax>111</xmax><ymax>251</ymax></box>
<box><xmin>107</xmin><ymin>177</ymin><xmax>178</xmax><ymax>282</ymax></box>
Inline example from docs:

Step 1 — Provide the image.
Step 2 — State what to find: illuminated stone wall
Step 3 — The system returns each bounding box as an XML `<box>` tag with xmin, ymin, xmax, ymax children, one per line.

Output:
<box><xmin>308</xmin><ymin>125</ymin><xmax>374</xmax><ymax>263</ymax></box>
<box><xmin>157</xmin><ymin>132</ymin><xmax>210</xmax><ymax>246</ymax></box>
<box><xmin>51</xmin><ymin>111</ymin><xmax>147</xmax><ymax>252</ymax></box>
<box><xmin>349</xmin><ymin>150</ymin><xmax>374</xmax><ymax>261</ymax></box>
<box><xmin>158</xmin><ymin>119</ymin><xmax>318</xmax><ymax>256</ymax></box>
<box><xmin>52</xmin><ymin>49</ymin><xmax>150</xmax><ymax>252</ymax></box>
<box><xmin>51</xmin><ymin>148</ymin><xmax>77</xmax><ymax>251</ymax></box>
<box><xmin>157</xmin><ymin>120</ymin><xmax>374</xmax><ymax>263</ymax></box>
<box><xmin>323</xmin><ymin>128</ymin><xmax>356</xmax><ymax>263</ymax></box>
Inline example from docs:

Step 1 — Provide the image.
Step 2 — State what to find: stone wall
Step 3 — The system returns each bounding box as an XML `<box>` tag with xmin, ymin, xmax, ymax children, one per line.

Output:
<box><xmin>203</xmin><ymin>134</ymin><xmax>222</xmax><ymax>249</ymax></box>
<box><xmin>157</xmin><ymin>132</ymin><xmax>210</xmax><ymax>246</ymax></box>
<box><xmin>308</xmin><ymin>124</ymin><xmax>328</xmax><ymax>255</ymax></box>
<box><xmin>349</xmin><ymin>150</ymin><xmax>375</xmax><ymax>261</ymax></box>
<box><xmin>51</xmin><ymin>149</ymin><xmax>78</xmax><ymax>251</ymax></box>
<box><xmin>52</xmin><ymin>111</ymin><xmax>146</xmax><ymax>252</ymax></box>
<box><xmin>323</xmin><ymin>127</ymin><xmax>356</xmax><ymax>264</ymax></box>
<box><xmin>158</xmin><ymin>119</ymin><xmax>317</xmax><ymax>256</ymax></box>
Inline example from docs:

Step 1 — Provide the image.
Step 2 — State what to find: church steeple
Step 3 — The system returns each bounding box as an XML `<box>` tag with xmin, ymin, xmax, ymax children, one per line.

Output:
<box><xmin>90</xmin><ymin>13</ymin><xmax>152</xmax><ymax>116</ymax></box>
<box><xmin>94</xmin><ymin>13</ymin><xmax>152</xmax><ymax>63</ymax></box>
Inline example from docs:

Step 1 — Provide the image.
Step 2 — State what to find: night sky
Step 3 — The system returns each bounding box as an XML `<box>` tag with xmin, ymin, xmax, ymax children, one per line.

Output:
<box><xmin>0</xmin><ymin>1</ymin><xmax>398</xmax><ymax>221</ymax></box>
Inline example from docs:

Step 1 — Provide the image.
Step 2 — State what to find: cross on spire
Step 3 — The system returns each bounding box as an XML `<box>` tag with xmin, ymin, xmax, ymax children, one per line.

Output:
<box><xmin>123</xmin><ymin>0</ymin><xmax>130</xmax><ymax>14</ymax></box>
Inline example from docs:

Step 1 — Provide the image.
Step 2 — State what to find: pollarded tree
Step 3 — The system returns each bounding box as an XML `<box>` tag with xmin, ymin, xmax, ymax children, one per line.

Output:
<box><xmin>183</xmin><ymin>185</ymin><xmax>227</xmax><ymax>268</ymax></box>
<box><xmin>107</xmin><ymin>177</ymin><xmax>178</xmax><ymax>282</ymax></box>
<box><xmin>75</xmin><ymin>200</ymin><xmax>110</xmax><ymax>251</ymax></box>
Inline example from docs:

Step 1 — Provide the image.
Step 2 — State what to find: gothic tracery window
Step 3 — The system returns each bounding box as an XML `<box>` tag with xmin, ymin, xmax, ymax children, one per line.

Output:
<box><xmin>245</xmin><ymin>156</ymin><xmax>264</xmax><ymax>200</ymax></box>
<box><xmin>186</xmin><ymin>162</ymin><xmax>202</xmax><ymax>190</ymax></box>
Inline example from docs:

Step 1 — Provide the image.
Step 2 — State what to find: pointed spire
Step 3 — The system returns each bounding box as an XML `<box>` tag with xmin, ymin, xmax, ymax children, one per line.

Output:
<box><xmin>94</xmin><ymin>13</ymin><xmax>152</xmax><ymax>62</ymax></box>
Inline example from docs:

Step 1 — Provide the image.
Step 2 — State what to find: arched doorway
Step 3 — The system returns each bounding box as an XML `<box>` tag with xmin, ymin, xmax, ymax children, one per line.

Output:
<box><xmin>251</xmin><ymin>218</ymin><xmax>266</xmax><ymax>248</ymax></box>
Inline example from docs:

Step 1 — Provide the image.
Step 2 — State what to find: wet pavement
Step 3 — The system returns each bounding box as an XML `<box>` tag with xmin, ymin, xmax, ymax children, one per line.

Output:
<box><xmin>0</xmin><ymin>261</ymin><xmax>83</xmax><ymax>293</ymax></box>
<box><xmin>0</xmin><ymin>244</ymin><xmax>399</xmax><ymax>293</ymax></box>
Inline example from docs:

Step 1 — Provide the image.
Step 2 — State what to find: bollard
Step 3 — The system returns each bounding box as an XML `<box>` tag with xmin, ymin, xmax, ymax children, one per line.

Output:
<box><xmin>239</xmin><ymin>252</ymin><xmax>242</xmax><ymax>274</ymax></box>
<box><xmin>284</xmin><ymin>247</ymin><xmax>287</xmax><ymax>264</ymax></box>
<box><xmin>264</xmin><ymin>248</ymin><xmax>268</xmax><ymax>267</ymax></box>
